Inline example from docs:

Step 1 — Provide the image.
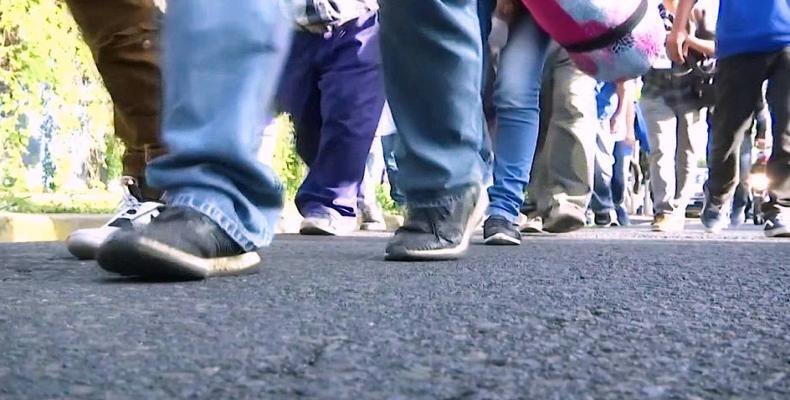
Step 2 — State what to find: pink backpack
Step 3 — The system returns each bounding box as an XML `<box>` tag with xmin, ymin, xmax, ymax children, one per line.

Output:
<box><xmin>521</xmin><ymin>0</ymin><xmax>666</xmax><ymax>81</ymax></box>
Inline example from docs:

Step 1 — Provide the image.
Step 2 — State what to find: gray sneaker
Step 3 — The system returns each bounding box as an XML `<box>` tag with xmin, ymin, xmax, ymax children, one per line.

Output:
<box><xmin>385</xmin><ymin>184</ymin><xmax>487</xmax><ymax>261</ymax></box>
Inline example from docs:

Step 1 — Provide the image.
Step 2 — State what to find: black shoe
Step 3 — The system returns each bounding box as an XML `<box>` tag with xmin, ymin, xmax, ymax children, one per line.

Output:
<box><xmin>483</xmin><ymin>215</ymin><xmax>521</xmax><ymax>245</ymax></box>
<box><xmin>96</xmin><ymin>206</ymin><xmax>261</xmax><ymax>280</ymax></box>
<box><xmin>385</xmin><ymin>184</ymin><xmax>487</xmax><ymax>261</ymax></box>
<box><xmin>594</xmin><ymin>211</ymin><xmax>619</xmax><ymax>227</ymax></box>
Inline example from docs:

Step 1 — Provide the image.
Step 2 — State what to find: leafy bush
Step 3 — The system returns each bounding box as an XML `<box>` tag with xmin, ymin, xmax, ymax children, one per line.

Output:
<box><xmin>1</xmin><ymin>0</ymin><xmax>116</xmax><ymax>192</ymax></box>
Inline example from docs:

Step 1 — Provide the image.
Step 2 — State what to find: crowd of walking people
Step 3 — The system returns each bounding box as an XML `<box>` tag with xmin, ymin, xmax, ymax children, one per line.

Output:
<box><xmin>60</xmin><ymin>0</ymin><xmax>789</xmax><ymax>279</ymax></box>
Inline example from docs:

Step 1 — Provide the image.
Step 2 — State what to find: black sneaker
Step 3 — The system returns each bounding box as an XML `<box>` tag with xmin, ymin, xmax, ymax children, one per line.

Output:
<box><xmin>384</xmin><ymin>184</ymin><xmax>487</xmax><ymax>261</ymax></box>
<box><xmin>96</xmin><ymin>206</ymin><xmax>261</xmax><ymax>280</ymax></box>
<box><xmin>483</xmin><ymin>215</ymin><xmax>521</xmax><ymax>245</ymax></box>
<box><xmin>594</xmin><ymin>211</ymin><xmax>620</xmax><ymax>227</ymax></box>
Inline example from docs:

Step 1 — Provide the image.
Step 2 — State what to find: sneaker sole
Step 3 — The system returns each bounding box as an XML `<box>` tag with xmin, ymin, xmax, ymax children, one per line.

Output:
<box><xmin>66</xmin><ymin>238</ymin><xmax>101</xmax><ymax>260</ymax></box>
<box><xmin>483</xmin><ymin>232</ymin><xmax>521</xmax><ymax>246</ymax></box>
<box><xmin>96</xmin><ymin>236</ymin><xmax>261</xmax><ymax>280</ymax></box>
<box><xmin>360</xmin><ymin>222</ymin><xmax>388</xmax><ymax>232</ymax></box>
<box><xmin>299</xmin><ymin>225</ymin><xmax>337</xmax><ymax>236</ymax></box>
<box><xmin>385</xmin><ymin>187</ymin><xmax>489</xmax><ymax>261</ymax></box>
<box><xmin>764</xmin><ymin>226</ymin><xmax>790</xmax><ymax>238</ymax></box>
<box><xmin>543</xmin><ymin>215</ymin><xmax>585</xmax><ymax>234</ymax></box>
<box><xmin>651</xmin><ymin>225</ymin><xmax>685</xmax><ymax>233</ymax></box>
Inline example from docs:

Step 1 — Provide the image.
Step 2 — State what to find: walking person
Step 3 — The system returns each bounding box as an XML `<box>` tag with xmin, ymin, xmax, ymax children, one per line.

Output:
<box><xmin>640</xmin><ymin>0</ymin><xmax>715</xmax><ymax>233</ymax></box>
<box><xmin>277</xmin><ymin>1</ymin><xmax>386</xmax><ymax>236</ymax></box>
<box><xmin>525</xmin><ymin>46</ymin><xmax>600</xmax><ymax>234</ymax></box>
<box><xmin>590</xmin><ymin>81</ymin><xmax>636</xmax><ymax>227</ymax></box>
<box><xmin>64</xmin><ymin>0</ymin><xmax>165</xmax><ymax>259</ymax></box>
<box><xmin>482</xmin><ymin>2</ymin><xmax>552</xmax><ymax>246</ymax></box>
<box><xmin>96</xmin><ymin>0</ymin><xmax>294</xmax><ymax>278</ymax></box>
<box><xmin>669</xmin><ymin>0</ymin><xmax>790</xmax><ymax>237</ymax></box>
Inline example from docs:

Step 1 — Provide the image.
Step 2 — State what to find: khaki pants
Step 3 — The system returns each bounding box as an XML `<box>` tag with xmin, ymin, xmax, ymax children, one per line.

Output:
<box><xmin>528</xmin><ymin>48</ymin><xmax>598</xmax><ymax>220</ymax></box>
<box><xmin>639</xmin><ymin>95</ymin><xmax>707</xmax><ymax>216</ymax></box>
<box><xmin>66</xmin><ymin>0</ymin><xmax>163</xmax><ymax>191</ymax></box>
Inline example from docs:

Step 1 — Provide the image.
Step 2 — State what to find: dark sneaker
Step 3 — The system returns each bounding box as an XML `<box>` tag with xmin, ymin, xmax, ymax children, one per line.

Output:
<box><xmin>764</xmin><ymin>213</ymin><xmax>790</xmax><ymax>238</ymax></box>
<box><xmin>385</xmin><ymin>184</ymin><xmax>487</xmax><ymax>261</ymax></box>
<box><xmin>96</xmin><ymin>206</ymin><xmax>261</xmax><ymax>280</ymax></box>
<box><xmin>594</xmin><ymin>211</ymin><xmax>620</xmax><ymax>228</ymax></box>
<box><xmin>66</xmin><ymin>176</ymin><xmax>163</xmax><ymax>260</ymax></box>
<box><xmin>483</xmin><ymin>215</ymin><xmax>521</xmax><ymax>246</ymax></box>
<box><xmin>701</xmin><ymin>201</ymin><xmax>729</xmax><ymax>234</ymax></box>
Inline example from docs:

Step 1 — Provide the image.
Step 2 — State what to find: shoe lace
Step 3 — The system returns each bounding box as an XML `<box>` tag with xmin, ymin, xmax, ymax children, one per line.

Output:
<box><xmin>107</xmin><ymin>177</ymin><xmax>158</xmax><ymax>228</ymax></box>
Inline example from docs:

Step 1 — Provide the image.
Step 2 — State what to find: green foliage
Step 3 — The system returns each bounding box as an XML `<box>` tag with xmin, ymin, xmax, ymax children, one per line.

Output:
<box><xmin>270</xmin><ymin>115</ymin><xmax>306</xmax><ymax>201</ymax></box>
<box><xmin>1</xmin><ymin>0</ymin><xmax>115</xmax><ymax>192</ymax></box>
<box><xmin>0</xmin><ymin>188</ymin><xmax>118</xmax><ymax>213</ymax></box>
<box><xmin>375</xmin><ymin>183</ymin><xmax>403</xmax><ymax>216</ymax></box>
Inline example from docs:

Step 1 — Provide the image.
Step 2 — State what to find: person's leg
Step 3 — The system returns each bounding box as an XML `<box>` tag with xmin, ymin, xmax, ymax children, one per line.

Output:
<box><xmin>539</xmin><ymin>51</ymin><xmax>599</xmax><ymax>233</ymax></box>
<box><xmin>640</xmin><ymin>95</ymin><xmax>678</xmax><ymax>218</ymax></box>
<box><xmin>611</xmin><ymin>141</ymin><xmax>631</xmax><ymax>226</ymax></box>
<box><xmin>276</xmin><ymin>32</ymin><xmax>323</xmax><ymax>169</ymax></box>
<box><xmin>380</xmin><ymin>0</ymin><xmax>488</xmax><ymax>260</ymax></box>
<box><xmin>65</xmin><ymin>0</ymin><xmax>163</xmax><ymax>197</ymax></box>
<box><xmin>64</xmin><ymin>0</ymin><xmax>166</xmax><ymax>260</ymax></box>
<box><xmin>673</xmin><ymin>106</ymin><xmax>707</xmax><ymax>214</ymax></box>
<box><xmin>358</xmin><ymin>137</ymin><xmax>388</xmax><ymax>231</ymax></box>
<box><xmin>381</xmin><ymin>133</ymin><xmax>406</xmax><ymax>205</ymax></box>
<box><xmin>762</xmin><ymin>47</ymin><xmax>790</xmax><ymax>237</ymax></box>
<box><xmin>486</xmin><ymin>15</ymin><xmax>550</xmax><ymax>222</ymax></box>
<box><xmin>97</xmin><ymin>0</ymin><xmax>293</xmax><ymax>279</ymax></box>
<box><xmin>731</xmin><ymin>131</ymin><xmax>753</xmax><ymax>225</ymax></box>
<box><xmin>705</xmin><ymin>52</ymin><xmax>770</xmax><ymax>232</ymax></box>
<box><xmin>296</xmin><ymin>13</ymin><xmax>385</xmax><ymax>224</ymax></box>
<box><xmin>484</xmin><ymin>14</ymin><xmax>550</xmax><ymax>245</ymax></box>
<box><xmin>591</xmin><ymin>127</ymin><xmax>617</xmax><ymax>225</ymax></box>
<box><xmin>379</xmin><ymin>0</ymin><xmax>485</xmax><ymax>200</ymax></box>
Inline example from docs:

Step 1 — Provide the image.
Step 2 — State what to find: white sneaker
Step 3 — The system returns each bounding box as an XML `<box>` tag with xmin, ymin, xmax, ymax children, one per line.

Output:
<box><xmin>66</xmin><ymin>177</ymin><xmax>163</xmax><ymax>260</ymax></box>
<box><xmin>299</xmin><ymin>208</ymin><xmax>358</xmax><ymax>236</ymax></box>
<box><xmin>359</xmin><ymin>202</ymin><xmax>387</xmax><ymax>232</ymax></box>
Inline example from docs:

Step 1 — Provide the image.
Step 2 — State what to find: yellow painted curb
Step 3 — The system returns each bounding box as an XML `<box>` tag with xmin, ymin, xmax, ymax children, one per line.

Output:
<box><xmin>0</xmin><ymin>213</ymin><xmax>111</xmax><ymax>243</ymax></box>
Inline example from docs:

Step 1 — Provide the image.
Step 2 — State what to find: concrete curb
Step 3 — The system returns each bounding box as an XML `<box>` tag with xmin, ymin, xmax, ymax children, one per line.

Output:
<box><xmin>0</xmin><ymin>208</ymin><xmax>404</xmax><ymax>243</ymax></box>
<box><xmin>0</xmin><ymin>213</ymin><xmax>112</xmax><ymax>243</ymax></box>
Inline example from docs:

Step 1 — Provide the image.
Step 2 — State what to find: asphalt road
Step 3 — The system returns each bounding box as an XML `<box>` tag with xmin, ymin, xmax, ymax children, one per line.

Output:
<box><xmin>1</xmin><ymin>222</ymin><xmax>788</xmax><ymax>399</ymax></box>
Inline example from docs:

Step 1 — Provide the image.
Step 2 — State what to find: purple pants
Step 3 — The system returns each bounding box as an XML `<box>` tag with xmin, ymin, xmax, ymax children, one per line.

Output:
<box><xmin>276</xmin><ymin>12</ymin><xmax>385</xmax><ymax>217</ymax></box>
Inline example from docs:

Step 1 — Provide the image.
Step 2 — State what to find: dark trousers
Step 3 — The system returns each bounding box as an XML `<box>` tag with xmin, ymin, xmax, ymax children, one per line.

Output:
<box><xmin>709</xmin><ymin>47</ymin><xmax>790</xmax><ymax>217</ymax></box>
<box><xmin>276</xmin><ymin>13</ymin><xmax>385</xmax><ymax>217</ymax></box>
<box><xmin>65</xmin><ymin>0</ymin><xmax>163</xmax><ymax>192</ymax></box>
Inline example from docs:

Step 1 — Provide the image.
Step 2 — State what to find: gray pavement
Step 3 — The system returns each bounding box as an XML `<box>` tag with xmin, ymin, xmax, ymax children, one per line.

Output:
<box><xmin>1</xmin><ymin>221</ymin><xmax>789</xmax><ymax>399</ymax></box>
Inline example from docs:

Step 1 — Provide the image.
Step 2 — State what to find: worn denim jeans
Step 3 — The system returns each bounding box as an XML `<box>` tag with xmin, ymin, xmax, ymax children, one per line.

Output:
<box><xmin>486</xmin><ymin>15</ymin><xmax>551</xmax><ymax>222</ymax></box>
<box><xmin>146</xmin><ymin>0</ymin><xmax>292</xmax><ymax>251</ymax></box>
<box><xmin>379</xmin><ymin>0</ymin><xmax>487</xmax><ymax>205</ymax></box>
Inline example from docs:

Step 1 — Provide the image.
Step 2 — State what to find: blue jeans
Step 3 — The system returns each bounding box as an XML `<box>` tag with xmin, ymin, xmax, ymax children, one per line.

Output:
<box><xmin>379</xmin><ymin>0</ymin><xmax>486</xmax><ymax>205</ymax></box>
<box><xmin>592</xmin><ymin>139</ymin><xmax>628</xmax><ymax>215</ymax></box>
<box><xmin>381</xmin><ymin>134</ymin><xmax>407</xmax><ymax>205</ymax></box>
<box><xmin>487</xmin><ymin>15</ymin><xmax>551</xmax><ymax>221</ymax></box>
<box><xmin>146</xmin><ymin>0</ymin><xmax>292</xmax><ymax>251</ymax></box>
